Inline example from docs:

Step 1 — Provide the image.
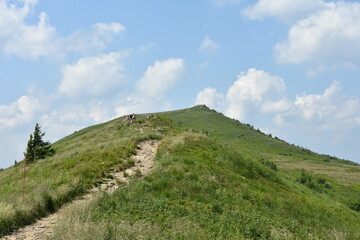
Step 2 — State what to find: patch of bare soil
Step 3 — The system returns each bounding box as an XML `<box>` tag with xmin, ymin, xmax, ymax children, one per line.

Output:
<box><xmin>1</xmin><ymin>140</ymin><xmax>160</xmax><ymax>240</ymax></box>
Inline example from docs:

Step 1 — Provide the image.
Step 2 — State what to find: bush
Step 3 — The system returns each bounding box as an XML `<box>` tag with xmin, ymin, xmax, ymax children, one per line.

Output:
<box><xmin>43</xmin><ymin>193</ymin><xmax>56</xmax><ymax>213</ymax></box>
<box><xmin>259</xmin><ymin>158</ymin><xmax>277</xmax><ymax>171</ymax></box>
<box><xmin>348</xmin><ymin>199</ymin><xmax>360</xmax><ymax>212</ymax></box>
<box><xmin>317</xmin><ymin>178</ymin><xmax>331</xmax><ymax>189</ymax></box>
<box><xmin>297</xmin><ymin>170</ymin><xmax>331</xmax><ymax>192</ymax></box>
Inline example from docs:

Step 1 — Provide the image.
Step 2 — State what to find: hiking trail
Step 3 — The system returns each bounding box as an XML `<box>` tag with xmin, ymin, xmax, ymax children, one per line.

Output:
<box><xmin>1</xmin><ymin>139</ymin><xmax>160</xmax><ymax>240</ymax></box>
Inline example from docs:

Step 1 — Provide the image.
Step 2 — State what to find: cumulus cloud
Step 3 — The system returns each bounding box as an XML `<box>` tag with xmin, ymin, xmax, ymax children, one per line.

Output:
<box><xmin>0</xmin><ymin>0</ymin><xmax>125</xmax><ymax>60</ymax></box>
<box><xmin>280</xmin><ymin>81</ymin><xmax>360</xmax><ymax>130</ymax></box>
<box><xmin>260</xmin><ymin>99</ymin><xmax>292</xmax><ymax>114</ymax></box>
<box><xmin>198</xmin><ymin>37</ymin><xmax>220</xmax><ymax>53</ymax></box>
<box><xmin>195</xmin><ymin>69</ymin><xmax>360</xmax><ymax>151</ymax></box>
<box><xmin>115</xmin><ymin>58</ymin><xmax>185</xmax><ymax>116</ymax></box>
<box><xmin>0</xmin><ymin>1</ymin><xmax>58</xmax><ymax>59</ymax></box>
<box><xmin>294</xmin><ymin>81</ymin><xmax>340</xmax><ymax>121</ymax></box>
<box><xmin>242</xmin><ymin>0</ymin><xmax>328</xmax><ymax>21</ymax></box>
<box><xmin>0</xmin><ymin>95</ymin><xmax>48</xmax><ymax>129</ymax></box>
<box><xmin>243</xmin><ymin>1</ymin><xmax>360</xmax><ymax>65</ymax></box>
<box><xmin>195</xmin><ymin>87</ymin><xmax>226</xmax><ymax>112</ymax></box>
<box><xmin>269</xmin><ymin>80</ymin><xmax>360</xmax><ymax>162</ymax></box>
<box><xmin>136</xmin><ymin>58</ymin><xmax>185</xmax><ymax>98</ymax></box>
<box><xmin>58</xmin><ymin>51</ymin><xmax>128</xmax><ymax>97</ymax></box>
<box><xmin>195</xmin><ymin>68</ymin><xmax>290</xmax><ymax>121</ymax></box>
<box><xmin>196</xmin><ymin>68</ymin><xmax>360</xmax><ymax>132</ymax></box>
<box><xmin>226</xmin><ymin>68</ymin><xmax>288</xmax><ymax>120</ymax></box>
<box><xmin>275</xmin><ymin>2</ymin><xmax>360</xmax><ymax>64</ymax></box>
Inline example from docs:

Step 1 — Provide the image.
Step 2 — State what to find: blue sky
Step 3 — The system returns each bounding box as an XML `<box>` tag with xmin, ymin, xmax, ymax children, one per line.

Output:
<box><xmin>1</xmin><ymin>0</ymin><xmax>360</xmax><ymax>168</ymax></box>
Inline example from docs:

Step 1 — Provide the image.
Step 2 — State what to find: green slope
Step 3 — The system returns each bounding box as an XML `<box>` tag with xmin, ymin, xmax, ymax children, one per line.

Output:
<box><xmin>1</xmin><ymin>106</ymin><xmax>359</xmax><ymax>239</ymax></box>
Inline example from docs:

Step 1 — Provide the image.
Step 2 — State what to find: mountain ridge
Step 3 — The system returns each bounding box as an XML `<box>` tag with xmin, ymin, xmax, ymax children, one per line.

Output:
<box><xmin>0</xmin><ymin>105</ymin><xmax>359</xmax><ymax>239</ymax></box>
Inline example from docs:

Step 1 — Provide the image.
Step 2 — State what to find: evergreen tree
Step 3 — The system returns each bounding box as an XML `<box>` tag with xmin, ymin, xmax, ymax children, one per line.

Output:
<box><xmin>25</xmin><ymin>133</ymin><xmax>34</xmax><ymax>162</ymax></box>
<box><xmin>25</xmin><ymin>123</ymin><xmax>55</xmax><ymax>163</ymax></box>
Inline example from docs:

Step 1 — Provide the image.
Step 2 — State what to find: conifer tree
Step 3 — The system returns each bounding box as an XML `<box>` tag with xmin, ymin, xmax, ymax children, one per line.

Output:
<box><xmin>25</xmin><ymin>123</ymin><xmax>55</xmax><ymax>163</ymax></box>
<box><xmin>25</xmin><ymin>133</ymin><xmax>34</xmax><ymax>162</ymax></box>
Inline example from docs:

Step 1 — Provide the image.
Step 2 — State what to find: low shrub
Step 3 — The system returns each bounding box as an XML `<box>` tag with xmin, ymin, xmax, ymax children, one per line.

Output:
<box><xmin>348</xmin><ymin>199</ymin><xmax>360</xmax><ymax>212</ymax></box>
<box><xmin>297</xmin><ymin>170</ymin><xmax>331</xmax><ymax>192</ymax></box>
<box><xmin>259</xmin><ymin>158</ymin><xmax>277</xmax><ymax>171</ymax></box>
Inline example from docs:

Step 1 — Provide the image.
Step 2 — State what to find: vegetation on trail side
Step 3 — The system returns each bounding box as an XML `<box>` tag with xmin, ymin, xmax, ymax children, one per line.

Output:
<box><xmin>1</xmin><ymin>106</ymin><xmax>360</xmax><ymax>239</ymax></box>
<box><xmin>0</xmin><ymin>116</ymin><xmax>167</xmax><ymax>236</ymax></box>
<box><xmin>50</xmin><ymin>132</ymin><xmax>360</xmax><ymax>239</ymax></box>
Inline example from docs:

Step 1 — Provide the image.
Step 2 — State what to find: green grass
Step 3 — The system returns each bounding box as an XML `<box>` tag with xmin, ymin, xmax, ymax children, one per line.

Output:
<box><xmin>1</xmin><ymin>106</ymin><xmax>360</xmax><ymax>239</ymax></box>
<box><xmin>165</xmin><ymin>106</ymin><xmax>360</xmax><ymax>208</ymax></box>
<box><xmin>0</xmin><ymin>115</ymin><xmax>168</xmax><ymax>236</ymax></box>
<box><xmin>49</xmin><ymin>132</ymin><xmax>360</xmax><ymax>239</ymax></box>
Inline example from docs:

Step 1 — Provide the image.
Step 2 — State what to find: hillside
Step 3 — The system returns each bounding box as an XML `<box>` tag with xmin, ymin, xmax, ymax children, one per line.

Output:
<box><xmin>1</xmin><ymin>105</ymin><xmax>360</xmax><ymax>239</ymax></box>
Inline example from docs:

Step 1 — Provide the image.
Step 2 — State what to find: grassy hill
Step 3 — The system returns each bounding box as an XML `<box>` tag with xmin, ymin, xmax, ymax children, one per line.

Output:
<box><xmin>1</xmin><ymin>105</ymin><xmax>360</xmax><ymax>239</ymax></box>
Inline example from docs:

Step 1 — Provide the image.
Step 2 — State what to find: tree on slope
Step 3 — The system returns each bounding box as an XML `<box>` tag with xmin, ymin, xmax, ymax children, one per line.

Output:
<box><xmin>25</xmin><ymin>123</ymin><xmax>55</xmax><ymax>163</ymax></box>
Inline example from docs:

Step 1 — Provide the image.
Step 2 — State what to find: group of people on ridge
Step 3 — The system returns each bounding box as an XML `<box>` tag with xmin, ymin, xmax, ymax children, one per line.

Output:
<box><xmin>125</xmin><ymin>113</ymin><xmax>136</xmax><ymax>123</ymax></box>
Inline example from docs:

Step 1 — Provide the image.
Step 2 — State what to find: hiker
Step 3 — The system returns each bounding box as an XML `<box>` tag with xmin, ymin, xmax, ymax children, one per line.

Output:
<box><xmin>130</xmin><ymin>113</ymin><xmax>136</xmax><ymax>123</ymax></box>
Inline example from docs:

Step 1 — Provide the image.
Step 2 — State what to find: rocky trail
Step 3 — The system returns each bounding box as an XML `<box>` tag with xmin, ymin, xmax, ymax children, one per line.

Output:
<box><xmin>1</xmin><ymin>140</ymin><xmax>160</xmax><ymax>240</ymax></box>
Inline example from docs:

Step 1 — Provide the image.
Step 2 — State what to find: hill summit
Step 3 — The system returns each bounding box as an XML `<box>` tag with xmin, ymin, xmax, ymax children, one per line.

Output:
<box><xmin>1</xmin><ymin>106</ymin><xmax>360</xmax><ymax>239</ymax></box>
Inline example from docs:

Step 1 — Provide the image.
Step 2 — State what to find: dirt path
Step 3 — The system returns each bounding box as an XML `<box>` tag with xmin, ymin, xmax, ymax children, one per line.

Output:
<box><xmin>1</xmin><ymin>140</ymin><xmax>160</xmax><ymax>240</ymax></box>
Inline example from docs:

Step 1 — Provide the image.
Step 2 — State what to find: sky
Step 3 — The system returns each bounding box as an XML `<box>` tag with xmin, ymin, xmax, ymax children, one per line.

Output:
<box><xmin>1</xmin><ymin>0</ymin><xmax>360</xmax><ymax>168</ymax></box>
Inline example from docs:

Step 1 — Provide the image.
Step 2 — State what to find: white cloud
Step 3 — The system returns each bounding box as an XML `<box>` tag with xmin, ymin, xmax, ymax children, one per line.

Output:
<box><xmin>93</xmin><ymin>22</ymin><xmax>125</xmax><ymax>35</ymax></box>
<box><xmin>195</xmin><ymin>87</ymin><xmax>226</xmax><ymax>112</ymax></box>
<box><xmin>195</xmin><ymin>69</ymin><xmax>360</xmax><ymax>131</ymax></box>
<box><xmin>136</xmin><ymin>58</ymin><xmax>185</xmax><ymax>98</ymax></box>
<box><xmin>260</xmin><ymin>99</ymin><xmax>292</xmax><ymax>114</ymax></box>
<box><xmin>115</xmin><ymin>58</ymin><xmax>185</xmax><ymax>116</ymax></box>
<box><xmin>0</xmin><ymin>95</ymin><xmax>47</xmax><ymax>129</ymax></box>
<box><xmin>61</xmin><ymin>23</ymin><xmax>126</xmax><ymax>57</ymax></box>
<box><xmin>0</xmin><ymin>98</ymin><xmax>117</xmax><ymax>167</ymax></box>
<box><xmin>287</xmin><ymin>81</ymin><xmax>360</xmax><ymax>129</ymax></box>
<box><xmin>243</xmin><ymin>1</ymin><xmax>360</xmax><ymax>65</ymax></box>
<box><xmin>211</xmin><ymin>0</ymin><xmax>242</xmax><ymax>7</ymax></box>
<box><xmin>0</xmin><ymin>0</ymin><xmax>58</xmax><ymax>59</ymax></box>
<box><xmin>198</xmin><ymin>37</ymin><xmax>220</xmax><ymax>53</ymax></box>
<box><xmin>274</xmin><ymin>2</ymin><xmax>360</xmax><ymax>64</ymax></box>
<box><xmin>268</xmin><ymin>80</ymin><xmax>360</xmax><ymax>162</ymax></box>
<box><xmin>294</xmin><ymin>81</ymin><xmax>340</xmax><ymax>121</ymax></box>
<box><xmin>58</xmin><ymin>51</ymin><xmax>128</xmax><ymax>97</ymax></box>
<box><xmin>242</xmin><ymin>0</ymin><xmax>328</xmax><ymax>21</ymax></box>
<box><xmin>40</xmin><ymin>102</ymin><xmax>114</xmax><ymax>142</ymax></box>
<box><xmin>226</xmin><ymin>68</ymin><xmax>287</xmax><ymax>120</ymax></box>
<box><xmin>195</xmin><ymin>68</ymin><xmax>289</xmax><ymax>121</ymax></box>
<box><xmin>0</xmin><ymin>0</ymin><xmax>125</xmax><ymax>60</ymax></box>
<box><xmin>194</xmin><ymin>71</ymin><xmax>360</xmax><ymax>161</ymax></box>
<box><xmin>227</xmin><ymin>68</ymin><xmax>285</xmax><ymax>103</ymax></box>
<box><xmin>1</xmin><ymin>57</ymin><xmax>184</xmax><ymax>168</ymax></box>
<box><xmin>40</xmin><ymin>109</ymin><xmax>88</xmax><ymax>141</ymax></box>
